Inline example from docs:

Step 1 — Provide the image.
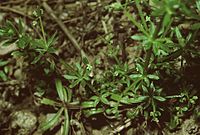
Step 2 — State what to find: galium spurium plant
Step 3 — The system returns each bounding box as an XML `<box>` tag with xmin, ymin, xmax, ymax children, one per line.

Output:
<box><xmin>39</xmin><ymin>79</ymin><xmax>71</xmax><ymax>134</ymax></box>
<box><xmin>0</xmin><ymin>0</ymin><xmax>200</xmax><ymax>134</ymax></box>
<box><xmin>81</xmin><ymin>0</ymin><xmax>199</xmax><ymax>129</ymax></box>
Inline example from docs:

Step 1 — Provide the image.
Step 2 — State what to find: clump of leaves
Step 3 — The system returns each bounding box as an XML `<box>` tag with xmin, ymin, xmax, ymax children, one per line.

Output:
<box><xmin>39</xmin><ymin>79</ymin><xmax>71</xmax><ymax>134</ymax></box>
<box><xmin>81</xmin><ymin>0</ymin><xmax>200</xmax><ymax>131</ymax></box>
<box><xmin>0</xmin><ymin>0</ymin><xmax>200</xmax><ymax>134</ymax></box>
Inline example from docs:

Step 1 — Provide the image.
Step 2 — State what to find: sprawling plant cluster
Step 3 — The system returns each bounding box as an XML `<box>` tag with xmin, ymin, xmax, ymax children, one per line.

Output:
<box><xmin>0</xmin><ymin>0</ymin><xmax>200</xmax><ymax>134</ymax></box>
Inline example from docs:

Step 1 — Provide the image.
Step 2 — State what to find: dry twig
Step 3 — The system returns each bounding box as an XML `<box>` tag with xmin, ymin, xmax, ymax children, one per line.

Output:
<box><xmin>41</xmin><ymin>1</ymin><xmax>87</xmax><ymax>58</ymax></box>
<box><xmin>0</xmin><ymin>6</ymin><xmax>33</xmax><ymax>19</ymax></box>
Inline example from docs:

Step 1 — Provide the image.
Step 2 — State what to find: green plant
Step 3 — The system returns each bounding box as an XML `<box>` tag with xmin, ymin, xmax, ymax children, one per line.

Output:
<box><xmin>0</xmin><ymin>9</ymin><xmax>57</xmax><ymax>67</ymax></box>
<box><xmin>0</xmin><ymin>59</ymin><xmax>9</xmax><ymax>81</ymax></box>
<box><xmin>63</xmin><ymin>62</ymin><xmax>91</xmax><ymax>89</ymax></box>
<box><xmin>39</xmin><ymin>79</ymin><xmax>71</xmax><ymax>134</ymax></box>
<box><xmin>168</xmin><ymin>87</ymin><xmax>198</xmax><ymax>130</ymax></box>
<box><xmin>0</xmin><ymin>0</ymin><xmax>199</xmax><ymax>134</ymax></box>
<box><xmin>80</xmin><ymin>0</ymin><xmax>199</xmax><ymax>130</ymax></box>
<box><xmin>0</xmin><ymin>9</ymin><xmax>63</xmax><ymax>133</ymax></box>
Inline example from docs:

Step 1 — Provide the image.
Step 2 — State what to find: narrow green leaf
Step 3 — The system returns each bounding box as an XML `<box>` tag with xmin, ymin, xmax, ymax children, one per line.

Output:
<box><xmin>40</xmin><ymin>108</ymin><xmax>64</xmax><ymax>131</ymax></box>
<box><xmin>94</xmin><ymin>98</ymin><xmax>100</xmax><ymax>106</ymax></box>
<box><xmin>128</xmin><ymin>96</ymin><xmax>148</xmax><ymax>103</ymax></box>
<box><xmin>110</xmin><ymin>93</ymin><xmax>122</xmax><ymax>101</ymax></box>
<box><xmin>129</xmin><ymin>74</ymin><xmax>142</xmax><ymax>79</ymax></box>
<box><xmin>162</xmin><ymin>13</ymin><xmax>171</xmax><ymax>28</ymax></box>
<box><xmin>133</xmin><ymin>79</ymin><xmax>142</xmax><ymax>92</ymax></box>
<box><xmin>153</xmin><ymin>42</ymin><xmax>159</xmax><ymax>56</ymax></box>
<box><xmin>0</xmin><ymin>28</ymin><xmax>5</xmax><ymax>36</ymax></box>
<box><xmin>101</xmin><ymin>97</ymin><xmax>109</xmax><ymax>105</ymax></box>
<box><xmin>182</xmin><ymin>107</ymin><xmax>188</xmax><ymax>111</ymax></box>
<box><xmin>81</xmin><ymin>101</ymin><xmax>96</xmax><ymax>108</ymax></box>
<box><xmin>84</xmin><ymin>108</ymin><xmax>103</xmax><ymax>117</ymax></box>
<box><xmin>2</xmin><ymin>39</ymin><xmax>15</xmax><ymax>46</ymax></box>
<box><xmin>90</xmin><ymin>96</ymin><xmax>99</xmax><ymax>100</ymax></box>
<box><xmin>144</xmin><ymin>77</ymin><xmax>150</xmax><ymax>86</ymax></box>
<box><xmin>55</xmin><ymin>79</ymin><xmax>65</xmax><ymax>101</ymax></box>
<box><xmin>69</xmin><ymin>79</ymin><xmax>80</xmax><ymax>88</ymax></box>
<box><xmin>47</xmin><ymin>33</ymin><xmax>57</xmax><ymax>47</ymax></box>
<box><xmin>175</xmin><ymin>27</ymin><xmax>185</xmax><ymax>47</ymax></box>
<box><xmin>40</xmin><ymin>98</ymin><xmax>58</xmax><ymax>106</ymax></box>
<box><xmin>136</xmin><ymin>63</ymin><xmax>144</xmax><ymax>74</ymax></box>
<box><xmin>120</xmin><ymin>96</ymin><xmax>130</xmax><ymax>104</ymax></box>
<box><xmin>4</xmin><ymin>66</ymin><xmax>9</xmax><ymax>74</ymax></box>
<box><xmin>142</xmin><ymin>85</ymin><xmax>148</xmax><ymax>93</ymax></box>
<box><xmin>165</xmin><ymin>95</ymin><xmax>183</xmax><ymax>98</ymax></box>
<box><xmin>31</xmin><ymin>54</ymin><xmax>42</xmax><ymax>64</ymax></box>
<box><xmin>0</xmin><ymin>71</ymin><xmax>7</xmax><ymax>81</ymax></box>
<box><xmin>6</xmin><ymin>20</ymin><xmax>17</xmax><ymax>35</ymax></box>
<box><xmin>131</xmin><ymin>34</ymin><xmax>146</xmax><ymax>41</ymax></box>
<box><xmin>147</xmin><ymin>74</ymin><xmax>159</xmax><ymax>80</ymax></box>
<box><xmin>47</xmin><ymin>47</ymin><xmax>56</xmax><ymax>53</ymax></box>
<box><xmin>11</xmin><ymin>51</ymin><xmax>24</xmax><ymax>57</ymax></box>
<box><xmin>135</xmin><ymin>0</ymin><xmax>148</xmax><ymax>31</ymax></box>
<box><xmin>150</xmin><ymin>21</ymin><xmax>156</xmax><ymax>35</ymax></box>
<box><xmin>62</xmin><ymin>87</ymin><xmax>68</xmax><ymax>103</ymax></box>
<box><xmin>154</xmin><ymin>96</ymin><xmax>166</xmax><ymax>102</ymax></box>
<box><xmin>18</xmin><ymin>18</ymin><xmax>24</xmax><ymax>34</ymax></box>
<box><xmin>61</xmin><ymin>109</ymin><xmax>69</xmax><ymax>135</ymax></box>
<box><xmin>75</xmin><ymin>63</ymin><xmax>82</xmax><ymax>73</ymax></box>
<box><xmin>0</xmin><ymin>60</ymin><xmax>9</xmax><ymax>67</ymax></box>
<box><xmin>192</xmin><ymin>96</ymin><xmax>198</xmax><ymax>100</ymax></box>
<box><xmin>175</xmin><ymin>27</ymin><xmax>182</xmax><ymax>39</ymax></box>
<box><xmin>196</xmin><ymin>0</ymin><xmax>200</xmax><ymax>11</ymax></box>
<box><xmin>63</xmin><ymin>74</ymin><xmax>78</xmax><ymax>80</ymax></box>
<box><xmin>100</xmin><ymin>92</ymin><xmax>110</xmax><ymax>105</ymax></box>
<box><xmin>66</xmin><ymin>88</ymin><xmax>72</xmax><ymax>102</ymax></box>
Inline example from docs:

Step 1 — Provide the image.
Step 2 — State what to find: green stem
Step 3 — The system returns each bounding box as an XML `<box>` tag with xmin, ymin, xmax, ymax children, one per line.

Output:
<box><xmin>39</xmin><ymin>17</ymin><xmax>46</xmax><ymax>44</ymax></box>
<box><xmin>144</xmin><ymin>48</ymin><xmax>152</xmax><ymax>72</ymax></box>
<box><xmin>152</xmin><ymin>99</ymin><xmax>156</xmax><ymax>112</ymax></box>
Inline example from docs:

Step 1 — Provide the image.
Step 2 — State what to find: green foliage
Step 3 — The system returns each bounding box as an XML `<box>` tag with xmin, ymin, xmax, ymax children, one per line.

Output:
<box><xmin>63</xmin><ymin>62</ymin><xmax>91</xmax><ymax>88</ymax></box>
<box><xmin>0</xmin><ymin>14</ymin><xmax>57</xmax><ymax>66</ymax></box>
<box><xmin>80</xmin><ymin>0</ymin><xmax>199</xmax><ymax>129</ymax></box>
<box><xmin>39</xmin><ymin>79</ymin><xmax>70</xmax><ymax>135</ymax></box>
<box><xmin>0</xmin><ymin>0</ymin><xmax>200</xmax><ymax>134</ymax></box>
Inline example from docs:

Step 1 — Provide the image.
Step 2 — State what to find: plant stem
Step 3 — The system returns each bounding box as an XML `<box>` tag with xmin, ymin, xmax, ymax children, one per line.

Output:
<box><xmin>39</xmin><ymin>17</ymin><xmax>46</xmax><ymax>44</ymax></box>
<box><xmin>144</xmin><ymin>47</ymin><xmax>152</xmax><ymax>72</ymax></box>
